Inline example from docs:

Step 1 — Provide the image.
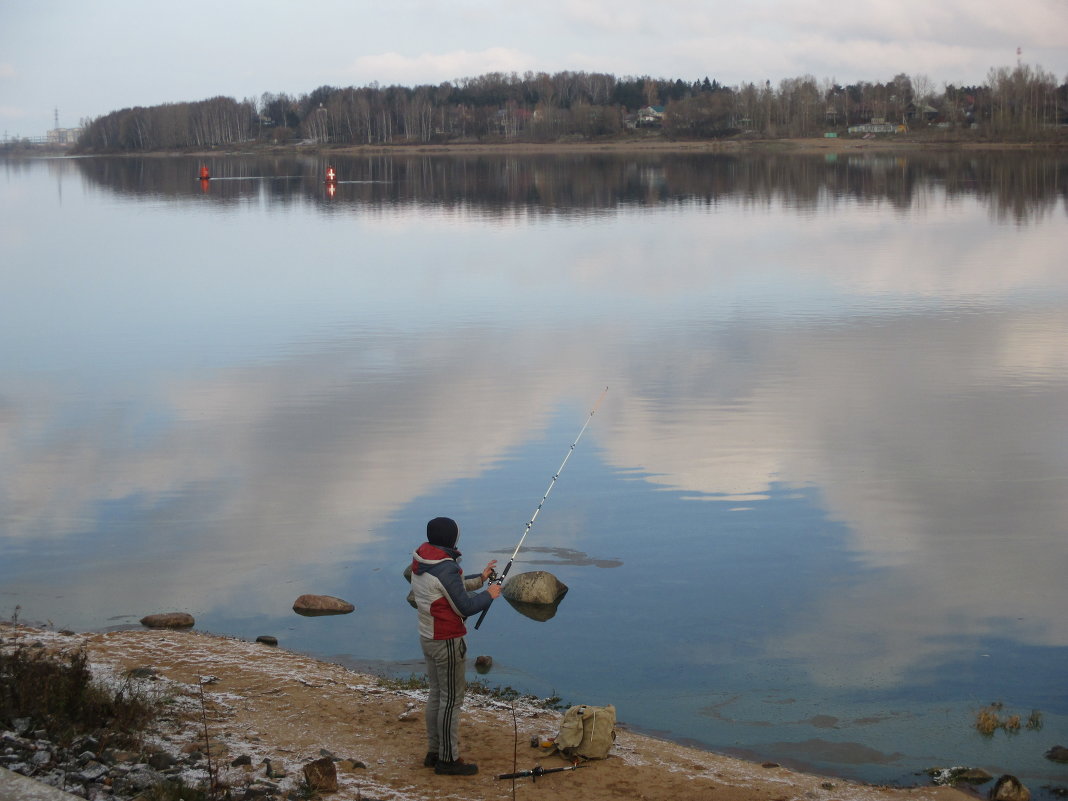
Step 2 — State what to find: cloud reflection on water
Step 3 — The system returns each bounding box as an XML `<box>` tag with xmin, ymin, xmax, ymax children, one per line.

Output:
<box><xmin>2</xmin><ymin>155</ymin><xmax>1067</xmax><ymax>701</ymax></box>
<box><xmin>5</xmin><ymin>300</ymin><xmax>1066</xmax><ymax>688</ymax></box>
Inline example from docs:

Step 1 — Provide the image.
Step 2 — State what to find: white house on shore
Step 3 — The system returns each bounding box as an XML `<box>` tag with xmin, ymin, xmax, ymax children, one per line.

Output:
<box><xmin>847</xmin><ymin>117</ymin><xmax>906</xmax><ymax>135</ymax></box>
<box><xmin>636</xmin><ymin>106</ymin><xmax>665</xmax><ymax>127</ymax></box>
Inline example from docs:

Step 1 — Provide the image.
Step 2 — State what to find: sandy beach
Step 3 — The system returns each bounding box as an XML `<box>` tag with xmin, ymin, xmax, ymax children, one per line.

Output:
<box><xmin>5</xmin><ymin>625</ymin><xmax>976</xmax><ymax>801</ymax></box>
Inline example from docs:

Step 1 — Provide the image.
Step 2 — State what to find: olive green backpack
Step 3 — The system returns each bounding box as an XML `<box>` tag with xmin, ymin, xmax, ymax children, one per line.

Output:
<box><xmin>554</xmin><ymin>704</ymin><xmax>616</xmax><ymax>760</ymax></box>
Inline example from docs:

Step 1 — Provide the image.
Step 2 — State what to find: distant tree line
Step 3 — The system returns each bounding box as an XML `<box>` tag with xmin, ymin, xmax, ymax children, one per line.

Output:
<box><xmin>76</xmin><ymin>65</ymin><xmax>1068</xmax><ymax>152</ymax></box>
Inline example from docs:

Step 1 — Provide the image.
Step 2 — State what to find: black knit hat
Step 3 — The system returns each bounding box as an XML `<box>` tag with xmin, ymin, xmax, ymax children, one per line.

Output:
<box><xmin>427</xmin><ymin>517</ymin><xmax>459</xmax><ymax>548</ymax></box>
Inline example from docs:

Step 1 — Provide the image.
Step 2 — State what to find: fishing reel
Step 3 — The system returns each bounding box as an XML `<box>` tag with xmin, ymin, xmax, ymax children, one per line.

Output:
<box><xmin>486</xmin><ymin>568</ymin><xmax>501</xmax><ymax>584</ymax></box>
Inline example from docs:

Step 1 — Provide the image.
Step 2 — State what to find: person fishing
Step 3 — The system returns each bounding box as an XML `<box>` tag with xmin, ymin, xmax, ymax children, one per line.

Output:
<box><xmin>410</xmin><ymin>516</ymin><xmax>500</xmax><ymax>776</ymax></box>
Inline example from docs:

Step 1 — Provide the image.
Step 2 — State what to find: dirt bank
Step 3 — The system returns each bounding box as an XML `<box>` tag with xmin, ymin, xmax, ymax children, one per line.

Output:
<box><xmin>11</xmin><ymin>627</ymin><xmax>970</xmax><ymax>801</ymax></box>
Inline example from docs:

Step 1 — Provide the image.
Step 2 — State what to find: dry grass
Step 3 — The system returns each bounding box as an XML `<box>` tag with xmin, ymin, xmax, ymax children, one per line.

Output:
<box><xmin>975</xmin><ymin>706</ymin><xmax>1002</xmax><ymax>736</ymax></box>
<box><xmin>974</xmin><ymin>702</ymin><xmax>1043</xmax><ymax>737</ymax></box>
<box><xmin>0</xmin><ymin>612</ymin><xmax>156</xmax><ymax>747</ymax></box>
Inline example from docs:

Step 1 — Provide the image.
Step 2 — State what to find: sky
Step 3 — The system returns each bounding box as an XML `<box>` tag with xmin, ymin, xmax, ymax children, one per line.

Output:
<box><xmin>2</xmin><ymin>0</ymin><xmax>1067</xmax><ymax>137</ymax></box>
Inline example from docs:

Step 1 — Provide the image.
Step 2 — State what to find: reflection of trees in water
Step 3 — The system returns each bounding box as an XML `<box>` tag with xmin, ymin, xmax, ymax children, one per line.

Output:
<box><xmin>966</xmin><ymin>157</ymin><xmax>1068</xmax><ymax>224</ymax></box>
<box><xmin>74</xmin><ymin>153</ymin><xmax>1068</xmax><ymax>223</ymax></box>
<box><xmin>74</xmin><ymin>156</ymin><xmax>323</xmax><ymax>208</ymax></box>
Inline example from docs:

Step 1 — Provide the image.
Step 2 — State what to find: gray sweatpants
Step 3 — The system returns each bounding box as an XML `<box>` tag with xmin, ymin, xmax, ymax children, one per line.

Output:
<box><xmin>421</xmin><ymin>636</ymin><xmax>467</xmax><ymax>762</ymax></box>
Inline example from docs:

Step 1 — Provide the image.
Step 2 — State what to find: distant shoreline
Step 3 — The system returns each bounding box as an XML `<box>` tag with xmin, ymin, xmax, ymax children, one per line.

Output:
<box><xmin>9</xmin><ymin>132</ymin><xmax>1065</xmax><ymax>160</ymax></box>
<box><xmin>309</xmin><ymin>136</ymin><xmax>1067</xmax><ymax>157</ymax></box>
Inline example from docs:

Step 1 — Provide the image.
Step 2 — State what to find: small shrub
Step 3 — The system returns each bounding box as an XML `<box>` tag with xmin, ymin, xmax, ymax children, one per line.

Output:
<box><xmin>377</xmin><ymin>673</ymin><xmax>428</xmax><ymax>691</ymax></box>
<box><xmin>974</xmin><ymin>702</ymin><xmax>1043</xmax><ymax>738</ymax></box>
<box><xmin>470</xmin><ymin>682</ymin><xmax>522</xmax><ymax>702</ymax></box>
<box><xmin>542</xmin><ymin>692</ymin><xmax>567</xmax><ymax>711</ymax></box>
<box><xmin>0</xmin><ymin>625</ymin><xmax>156</xmax><ymax>746</ymax></box>
<box><xmin>975</xmin><ymin>706</ymin><xmax>1002</xmax><ymax>736</ymax></box>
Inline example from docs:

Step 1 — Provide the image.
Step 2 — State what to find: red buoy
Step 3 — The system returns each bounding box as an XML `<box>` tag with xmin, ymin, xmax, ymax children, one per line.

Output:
<box><xmin>325</xmin><ymin>166</ymin><xmax>337</xmax><ymax>183</ymax></box>
<box><xmin>199</xmin><ymin>165</ymin><xmax>211</xmax><ymax>180</ymax></box>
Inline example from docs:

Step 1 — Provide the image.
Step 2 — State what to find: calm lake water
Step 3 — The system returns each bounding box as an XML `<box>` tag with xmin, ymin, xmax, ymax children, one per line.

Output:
<box><xmin>2</xmin><ymin>151</ymin><xmax>1067</xmax><ymax>794</ymax></box>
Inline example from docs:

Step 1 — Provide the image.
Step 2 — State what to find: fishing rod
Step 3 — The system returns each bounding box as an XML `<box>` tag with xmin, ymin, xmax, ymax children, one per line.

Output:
<box><xmin>474</xmin><ymin>386</ymin><xmax>608</xmax><ymax>630</ymax></box>
<box><xmin>496</xmin><ymin>763</ymin><xmax>586</xmax><ymax>782</ymax></box>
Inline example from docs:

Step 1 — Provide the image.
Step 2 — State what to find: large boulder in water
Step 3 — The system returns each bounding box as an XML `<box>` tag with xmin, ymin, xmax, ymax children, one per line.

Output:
<box><xmin>502</xmin><ymin>571</ymin><xmax>568</xmax><ymax>605</ymax></box>
<box><xmin>292</xmin><ymin>594</ymin><xmax>355</xmax><ymax>616</ymax></box>
<box><xmin>1046</xmin><ymin>745</ymin><xmax>1068</xmax><ymax>763</ymax></box>
<box><xmin>505</xmin><ymin>595</ymin><xmax>566</xmax><ymax>622</ymax></box>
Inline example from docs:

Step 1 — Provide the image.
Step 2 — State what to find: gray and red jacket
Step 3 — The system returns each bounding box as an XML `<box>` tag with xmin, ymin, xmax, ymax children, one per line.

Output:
<box><xmin>410</xmin><ymin>543</ymin><xmax>492</xmax><ymax>640</ymax></box>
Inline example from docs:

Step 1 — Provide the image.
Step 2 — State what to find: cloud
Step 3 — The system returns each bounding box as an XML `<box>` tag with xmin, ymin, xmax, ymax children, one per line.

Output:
<box><xmin>0</xmin><ymin>63</ymin><xmax>22</xmax><ymax>121</ymax></box>
<box><xmin>558</xmin><ymin>0</ymin><xmax>647</xmax><ymax>34</ymax></box>
<box><xmin>345</xmin><ymin>47</ymin><xmax>534</xmax><ymax>85</ymax></box>
<box><xmin>558</xmin><ymin>0</ymin><xmax>1067</xmax><ymax>84</ymax></box>
<box><xmin>601</xmin><ymin>304</ymin><xmax>1068</xmax><ymax>685</ymax></box>
<box><xmin>0</xmin><ymin>322</ymin><xmax>578</xmax><ymax>618</ymax></box>
<box><xmin>0</xmin><ymin>106</ymin><xmax>27</xmax><ymax>122</ymax></box>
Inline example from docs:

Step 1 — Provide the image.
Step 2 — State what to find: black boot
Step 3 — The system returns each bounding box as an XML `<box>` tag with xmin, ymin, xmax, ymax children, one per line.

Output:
<box><xmin>435</xmin><ymin>758</ymin><xmax>478</xmax><ymax>775</ymax></box>
<box><xmin>423</xmin><ymin>752</ymin><xmax>438</xmax><ymax>768</ymax></box>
